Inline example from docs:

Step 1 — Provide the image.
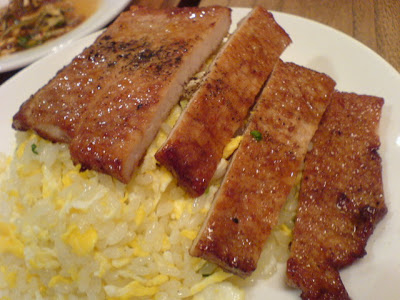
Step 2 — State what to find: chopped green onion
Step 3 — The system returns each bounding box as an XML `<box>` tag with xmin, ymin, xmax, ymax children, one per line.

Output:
<box><xmin>31</xmin><ymin>143</ymin><xmax>39</xmax><ymax>155</ymax></box>
<box><xmin>55</xmin><ymin>19</ymin><xmax>66</xmax><ymax>28</ymax></box>
<box><xmin>17</xmin><ymin>36</ymin><xmax>30</xmax><ymax>48</ymax></box>
<box><xmin>250</xmin><ymin>130</ymin><xmax>262</xmax><ymax>141</ymax></box>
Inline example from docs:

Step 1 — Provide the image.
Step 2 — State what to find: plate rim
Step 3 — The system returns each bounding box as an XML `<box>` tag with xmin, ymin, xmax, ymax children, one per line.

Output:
<box><xmin>1</xmin><ymin>7</ymin><xmax>400</xmax><ymax>300</ymax></box>
<box><xmin>0</xmin><ymin>0</ymin><xmax>131</xmax><ymax>72</ymax></box>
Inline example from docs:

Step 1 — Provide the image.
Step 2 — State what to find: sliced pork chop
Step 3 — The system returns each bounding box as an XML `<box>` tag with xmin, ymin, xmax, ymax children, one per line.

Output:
<box><xmin>286</xmin><ymin>92</ymin><xmax>386</xmax><ymax>300</ymax></box>
<box><xmin>13</xmin><ymin>5</ymin><xmax>231</xmax><ymax>182</ymax></box>
<box><xmin>190</xmin><ymin>60</ymin><xmax>336</xmax><ymax>277</ymax></box>
<box><xmin>155</xmin><ymin>6</ymin><xmax>291</xmax><ymax>197</ymax></box>
<box><xmin>12</xmin><ymin>30</ymin><xmax>115</xmax><ymax>143</ymax></box>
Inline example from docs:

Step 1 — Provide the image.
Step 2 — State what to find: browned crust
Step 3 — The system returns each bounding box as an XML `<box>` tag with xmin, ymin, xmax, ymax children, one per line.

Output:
<box><xmin>190</xmin><ymin>60</ymin><xmax>336</xmax><ymax>277</ymax></box>
<box><xmin>286</xmin><ymin>92</ymin><xmax>386</xmax><ymax>300</ymax></box>
<box><xmin>12</xmin><ymin>5</ymin><xmax>231</xmax><ymax>143</ymax></box>
<box><xmin>155</xmin><ymin>6</ymin><xmax>292</xmax><ymax>197</ymax></box>
<box><xmin>69</xmin><ymin>6</ymin><xmax>231</xmax><ymax>183</ymax></box>
<box><xmin>12</xmin><ymin>5</ymin><xmax>231</xmax><ymax>183</ymax></box>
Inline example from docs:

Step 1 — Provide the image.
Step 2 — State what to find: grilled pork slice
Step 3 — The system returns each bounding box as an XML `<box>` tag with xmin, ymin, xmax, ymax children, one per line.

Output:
<box><xmin>13</xmin><ymin>5</ymin><xmax>231</xmax><ymax>182</ymax></box>
<box><xmin>155</xmin><ymin>6</ymin><xmax>291</xmax><ymax>197</ymax></box>
<box><xmin>286</xmin><ymin>92</ymin><xmax>386</xmax><ymax>300</ymax></box>
<box><xmin>190</xmin><ymin>60</ymin><xmax>336</xmax><ymax>277</ymax></box>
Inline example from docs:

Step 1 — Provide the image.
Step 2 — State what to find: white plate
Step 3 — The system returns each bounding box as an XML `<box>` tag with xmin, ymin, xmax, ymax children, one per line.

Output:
<box><xmin>1</xmin><ymin>7</ymin><xmax>400</xmax><ymax>300</ymax></box>
<box><xmin>0</xmin><ymin>0</ymin><xmax>131</xmax><ymax>72</ymax></box>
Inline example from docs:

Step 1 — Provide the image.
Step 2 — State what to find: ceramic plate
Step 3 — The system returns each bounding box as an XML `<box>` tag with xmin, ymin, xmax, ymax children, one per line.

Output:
<box><xmin>1</xmin><ymin>7</ymin><xmax>399</xmax><ymax>300</ymax></box>
<box><xmin>0</xmin><ymin>0</ymin><xmax>131</xmax><ymax>72</ymax></box>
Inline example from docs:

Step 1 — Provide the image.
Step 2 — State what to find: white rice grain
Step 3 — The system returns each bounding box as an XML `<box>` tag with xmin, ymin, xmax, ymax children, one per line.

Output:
<box><xmin>0</xmin><ymin>116</ymin><xmax>299</xmax><ymax>299</ymax></box>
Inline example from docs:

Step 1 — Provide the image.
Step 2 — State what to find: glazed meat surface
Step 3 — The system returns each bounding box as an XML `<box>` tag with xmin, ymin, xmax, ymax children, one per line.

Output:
<box><xmin>190</xmin><ymin>60</ymin><xmax>336</xmax><ymax>277</ymax></box>
<box><xmin>13</xmin><ymin>5</ymin><xmax>231</xmax><ymax>183</ymax></box>
<box><xmin>286</xmin><ymin>92</ymin><xmax>386</xmax><ymax>300</ymax></box>
<box><xmin>155</xmin><ymin>6</ymin><xmax>291</xmax><ymax>197</ymax></box>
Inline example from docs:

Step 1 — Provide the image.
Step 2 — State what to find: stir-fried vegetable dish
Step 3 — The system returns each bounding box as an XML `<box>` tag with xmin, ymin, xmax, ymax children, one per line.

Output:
<box><xmin>0</xmin><ymin>0</ymin><xmax>85</xmax><ymax>56</ymax></box>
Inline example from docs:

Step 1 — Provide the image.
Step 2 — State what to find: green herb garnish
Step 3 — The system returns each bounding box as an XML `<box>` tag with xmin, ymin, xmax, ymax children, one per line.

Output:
<box><xmin>250</xmin><ymin>130</ymin><xmax>262</xmax><ymax>141</ymax></box>
<box><xmin>17</xmin><ymin>36</ymin><xmax>30</xmax><ymax>48</ymax></box>
<box><xmin>204</xmin><ymin>186</ymin><xmax>210</xmax><ymax>195</ymax></box>
<box><xmin>31</xmin><ymin>143</ymin><xmax>39</xmax><ymax>154</ymax></box>
<box><xmin>55</xmin><ymin>19</ymin><xmax>67</xmax><ymax>28</ymax></box>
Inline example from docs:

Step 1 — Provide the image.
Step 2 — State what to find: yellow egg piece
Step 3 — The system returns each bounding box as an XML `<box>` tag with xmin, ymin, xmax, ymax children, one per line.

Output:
<box><xmin>193</xmin><ymin>281</ymin><xmax>245</xmax><ymax>300</ymax></box>
<box><xmin>0</xmin><ymin>266</ymin><xmax>17</xmax><ymax>288</ymax></box>
<box><xmin>172</xmin><ymin>199</ymin><xmax>191</xmax><ymax>220</ymax></box>
<box><xmin>180</xmin><ymin>229</ymin><xmax>197</xmax><ymax>241</ymax></box>
<box><xmin>166</xmin><ymin>104</ymin><xmax>182</xmax><ymax>128</ymax></box>
<box><xmin>105</xmin><ymin>280</ymin><xmax>159</xmax><ymax>299</ymax></box>
<box><xmin>134</xmin><ymin>204</ymin><xmax>146</xmax><ymax>227</ymax></box>
<box><xmin>190</xmin><ymin>269</ymin><xmax>233</xmax><ymax>296</ymax></box>
<box><xmin>162</xmin><ymin>235</ymin><xmax>171</xmax><ymax>251</ymax></box>
<box><xmin>223</xmin><ymin>136</ymin><xmax>243</xmax><ymax>159</ymax></box>
<box><xmin>280</xmin><ymin>224</ymin><xmax>292</xmax><ymax>236</ymax></box>
<box><xmin>62</xmin><ymin>225</ymin><xmax>98</xmax><ymax>256</ymax></box>
<box><xmin>129</xmin><ymin>238</ymin><xmax>149</xmax><ymax>257</ymax></box>
<box><xmin>0</xmin><ymin>222</ymin><xmax>24</xmax><ymax>258</ymax></box>
<box><xmin>48</xmin><ymin>275</ymin><xmax>72</xmax><ymax>288</ymax></box>
<box><xmin>146</xmin><ymin>274</ymin><xmax>169</xmax><ymax>286</ymax></box>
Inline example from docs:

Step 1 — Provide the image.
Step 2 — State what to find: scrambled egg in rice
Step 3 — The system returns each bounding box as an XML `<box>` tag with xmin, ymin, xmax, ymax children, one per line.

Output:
<box><xmin>0</xmin><ymin>104</ymin><xmax>298</xmax><ymax>299</ymax></box>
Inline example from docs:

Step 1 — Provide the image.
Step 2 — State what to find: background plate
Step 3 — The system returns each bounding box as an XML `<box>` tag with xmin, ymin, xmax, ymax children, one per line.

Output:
<box><xmin>0</xmin><ymin>0</ymin><xmax>131</xmax><ymax>72</ymax></box>
<box><xmin>1</xmin><ymin>7</ymin><xmax>400</xmax><ymax>300</ymax></box>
